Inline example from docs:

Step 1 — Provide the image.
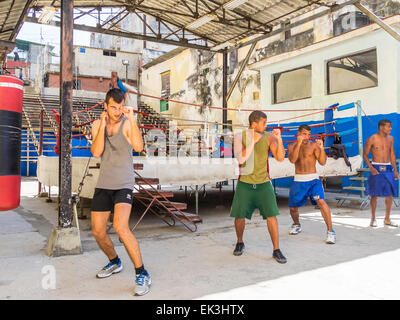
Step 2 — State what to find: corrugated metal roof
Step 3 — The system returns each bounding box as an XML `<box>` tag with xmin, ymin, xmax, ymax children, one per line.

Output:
<box><xmin>29</xmin><ymin>1</ymin><xmax>338</xmax><ymax>48</ymax></box>
<box><xmin>0</xmin><ymin>0</ymin><xmax>33</xmax><ymax>41</ymax></box>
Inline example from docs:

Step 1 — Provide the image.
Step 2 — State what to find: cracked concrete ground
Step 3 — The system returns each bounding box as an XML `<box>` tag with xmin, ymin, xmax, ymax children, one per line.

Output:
<box><xmin>1</xmin><ymin>177</ymin><xmax>400</xmax><ymax>300</ymax></box>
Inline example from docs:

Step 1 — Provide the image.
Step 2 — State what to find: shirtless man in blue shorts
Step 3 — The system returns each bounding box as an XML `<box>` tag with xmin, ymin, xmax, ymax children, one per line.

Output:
<box><xmin>287</xmin><ymin>124</ymin><xmax>336</xmax><ymax>244</ymax></box>
<box><xmin>363</xmin><ymin>119</ymin><xmax>399</xmax><ymax>227</ymax></box>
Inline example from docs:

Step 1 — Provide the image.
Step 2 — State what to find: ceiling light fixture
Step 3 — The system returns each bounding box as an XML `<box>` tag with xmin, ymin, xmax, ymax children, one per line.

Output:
<box><xmin>186</xmin><ymin>14</ymin><xmax>217</xmax><ymax>30</ymax></box>
<box><xmin>38</xmin><ymin>7</ymin><xmax>58</xmax><ymax>24</ymax></box>
<box><xmin>223</xmin><ymin>0</ymin><xmax>249</xmax><ymax>10</ymax></box>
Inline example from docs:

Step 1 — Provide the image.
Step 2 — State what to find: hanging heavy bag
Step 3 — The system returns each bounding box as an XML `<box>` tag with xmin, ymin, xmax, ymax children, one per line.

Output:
<box><xmin>0</xmin><ymin>75</ymin><xmax>23</xmax><ymax>211</ymax></box>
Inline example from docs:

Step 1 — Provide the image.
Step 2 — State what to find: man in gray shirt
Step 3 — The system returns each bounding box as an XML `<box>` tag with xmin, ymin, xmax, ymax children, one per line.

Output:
<box><xmin>90</xmin><ymin>88</ymin><xmax>151</xmax><ymax>296</ymax></box>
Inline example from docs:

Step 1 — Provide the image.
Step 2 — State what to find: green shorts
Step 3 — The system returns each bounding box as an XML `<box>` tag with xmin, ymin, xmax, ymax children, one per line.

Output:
<box><xmin>230</xmin><ymin>180</ymin><xmax>280</xmax><ymax>220</ymax></box>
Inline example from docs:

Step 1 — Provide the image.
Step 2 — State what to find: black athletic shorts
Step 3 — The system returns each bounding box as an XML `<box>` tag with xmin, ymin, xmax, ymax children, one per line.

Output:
<box><xmin>91</xmin><ymin>188</ymin><xmax>133</xmax><ymax>212</ymax></box>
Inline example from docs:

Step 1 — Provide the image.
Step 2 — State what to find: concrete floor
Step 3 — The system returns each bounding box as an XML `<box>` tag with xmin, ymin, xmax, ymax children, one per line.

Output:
<box><xmin>1</xmin><ymin>177</ymin><xmax>400</xmax><ymax>300</ymax></box>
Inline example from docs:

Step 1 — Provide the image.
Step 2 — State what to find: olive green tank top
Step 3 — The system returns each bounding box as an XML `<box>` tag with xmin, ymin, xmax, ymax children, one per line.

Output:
<box><xmin>239</xmin><ymin>131</ymin><xmax>270</xmax><ymax>184</ymax></box>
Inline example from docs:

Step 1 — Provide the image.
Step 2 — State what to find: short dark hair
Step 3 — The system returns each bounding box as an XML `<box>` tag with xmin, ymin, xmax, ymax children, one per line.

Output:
<box><xmin>249</xmin><ymin>111</ymin><xmax>267</xmax><ymax>125</ymax></box>
<box><xmin>298</xmin><ymin>124</ymin><xmax>311</xmax><ymax>132</ymax></box>
<box><xmin>378</xmin><ymin>119</ymin><xmax>392</xmax><ymax>128</ymax></box>
<box><xmin>105</xmin><ymin>88</ymin><xmax>125</xmax><ymax>104</ymax></box>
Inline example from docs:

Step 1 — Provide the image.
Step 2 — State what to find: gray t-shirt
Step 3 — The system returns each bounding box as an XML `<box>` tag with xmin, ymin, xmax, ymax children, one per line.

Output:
<box><xmin>96</xmin><ymin>117</ymin><xmax>135</xmax><ymax>190</ymax></box>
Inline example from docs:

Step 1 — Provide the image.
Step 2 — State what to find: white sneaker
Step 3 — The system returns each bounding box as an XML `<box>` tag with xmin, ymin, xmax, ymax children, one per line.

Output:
<box><xmin>289</xmin><ymin>224</ymin><xmax>302</xmax><ymax>235</ymax></box>
<box><xmin>134</xmin><ymin>270</ymin><xmax>152</xmax><ymax>296</ymax></box>
<box><xmin>370</xmin><ymin>219</ymin><xmax>378</xmax><ymax>227</ymax></box>
<box><xmin>326</xmin><ymin>230</ymin><xmax>336</xmax><ymax>244</ymax></box>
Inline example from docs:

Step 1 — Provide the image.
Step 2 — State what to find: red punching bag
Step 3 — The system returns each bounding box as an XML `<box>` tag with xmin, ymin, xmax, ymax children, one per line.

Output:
<box><xmin>0</xmin><ymin>75</ymin><xmax>23</xmax><ymax>211</ymax></box>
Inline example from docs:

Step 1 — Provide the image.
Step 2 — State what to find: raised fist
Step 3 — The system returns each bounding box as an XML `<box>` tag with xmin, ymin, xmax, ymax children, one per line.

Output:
<box><xmin>316</xmin><ymin>139</ymin><xmax>324</xmax><ymax>149</ymax></box>
<box><xmin>272</xmin><ymin>128</ymin><xmax>282</xmax><ymax>140</ymax></box>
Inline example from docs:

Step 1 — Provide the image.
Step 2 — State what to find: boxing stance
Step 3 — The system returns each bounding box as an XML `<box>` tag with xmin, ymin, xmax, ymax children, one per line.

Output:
<box><xmin>287</xmin><ymin>124</ymin><xmax>336</xmax><ymax>244</ymax></box>
<box><xmin>230</xmin><ymin>111</ymin><xmax>287</xmax><ymax>263</ymax></box>
<box><xmin>90</xmin><ymin>88</ymin><xmax>151</xmax><ymax>296</ymax></box>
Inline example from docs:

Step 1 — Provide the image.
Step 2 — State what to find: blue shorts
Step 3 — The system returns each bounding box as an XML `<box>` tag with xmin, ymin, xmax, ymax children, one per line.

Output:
<box><xmin>289</xmin><ymin>178</ymin><xmax>325</xmax><ymax>208</ymax></box>
<box><xmin>366</xmin><ymin>164</ymin><xmax>396</xmax><ymax>197</ymax></box>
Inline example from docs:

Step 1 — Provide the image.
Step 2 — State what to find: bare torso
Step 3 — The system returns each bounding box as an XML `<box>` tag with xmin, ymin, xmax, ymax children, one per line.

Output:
<box><xmin>368</xmin><ymin>134</ymin><xmax>393</xmax><ymax>163</ymax></box>
<box><xmin>292</xmin><ymin>141</ymin><xmax>318</xmax><ymax>174</ymax></box>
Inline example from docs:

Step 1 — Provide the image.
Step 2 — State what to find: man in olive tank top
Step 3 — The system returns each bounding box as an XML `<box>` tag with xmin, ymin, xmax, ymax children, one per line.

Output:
<box><xmin>230</xmin><ymin>111</ymin><xmax>287</xmax><ymax>263</ymax></box>
<box><xmin>90</xmin><ymin>88</ymin><xmax>151</xmax><ymax>296</ymax></box>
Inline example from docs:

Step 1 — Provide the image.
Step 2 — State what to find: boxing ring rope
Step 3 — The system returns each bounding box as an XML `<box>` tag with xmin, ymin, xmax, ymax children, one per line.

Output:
<box><xmin>37</xmin><ymin>88</ymin><xmax>371</xmax><ymax>217</ymax></box>
<box><xmin>41</xmin><ymin>89</ymin><xmax>364</xmax><ymax>161</ymax></box>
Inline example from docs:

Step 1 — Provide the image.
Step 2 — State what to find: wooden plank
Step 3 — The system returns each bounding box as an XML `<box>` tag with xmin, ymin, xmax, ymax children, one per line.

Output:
<box><xmin>135</xmin><ymin>177</ymin><xmax>159</xmax><ymax>185</ymax></box>
<box><xmin>160</xmin><ymin>201</ymin><xmax>187</xmax><ymax>210</ymax></box>
<box><xmin>170</xmin><ymin>211</ymin><xmax>202</xmax><ymax>223</ymax></box>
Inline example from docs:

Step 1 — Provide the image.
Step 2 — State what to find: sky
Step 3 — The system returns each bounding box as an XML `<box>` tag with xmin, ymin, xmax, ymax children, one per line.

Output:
<box><xmin>18</xmin><ymin>22</ymin><xmax>91</xmax><ymax>55</ymax></box>
<box><xmin>17</xmin><ymin>8</ymin><xmax>112</xmax><ymax>56</ymax></box>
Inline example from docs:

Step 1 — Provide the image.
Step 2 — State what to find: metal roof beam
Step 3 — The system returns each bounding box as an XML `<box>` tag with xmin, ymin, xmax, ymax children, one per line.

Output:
<box><xmin>354</xmin><ymin>1</ymin><xmax>400</xmax><ymax>42</ymax></box>
<box><xmin>228</xmin><ymin>0</ymin><xmax>361</xmax><ymax>52</ymax></box>
<box><xmin>25</xmin><ymin>16</ymin><xmax>213</xmax><ymax>50</ymax></box>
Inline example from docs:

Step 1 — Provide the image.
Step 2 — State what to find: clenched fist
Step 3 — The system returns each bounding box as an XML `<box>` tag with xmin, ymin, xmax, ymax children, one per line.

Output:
<box><xmin>100</xmin><ymin>111</ymin><xmax>108</xmax><ymax>128</ymax></box>
<box><xmin>122</xmin><ymin>106</ymin><xmax>135</xmax><ymax>120</ymax></box>
<box><xmin>316</xmin><ymin>139</ymin><xmax>324</xmax><ymax>149</ymax></box>
<box><xmin>272</xmin><ymin>128</ymin><xmax>282</xmax><ymax>140</ymax></box>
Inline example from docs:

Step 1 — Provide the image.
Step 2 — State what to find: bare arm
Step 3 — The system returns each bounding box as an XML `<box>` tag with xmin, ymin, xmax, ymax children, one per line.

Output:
<box><xmin>288</xmin><ymin>135</ymin><xmax>303</xmax><ymax>163</ymax></box>
<box><xmin>363</xmin><ymin>136</ymin><xmax>379</xmax><ymax>175</ymax></box>
<box><xmin>315</xmin><ymin>140</ymin><xmax>327</xmax><ymax>165</ymax></box>
<box><xmin>122</xmin><ymin>107</ymin><xmax>144</xmax><ymax>152</ymax></box>
<box><xmin>233</xmin><ymin>131</ymin><xmax>260</xmax><ymax>165</ymax></box>
<box><xmin>90</xmin><ymin>114</ymin><xmax>107</xmax><ymax>158</ymax></box>
<box><xmin>390</xmin><ymin>137</ymin><xmax>399</xmax><ymax>179</ymax></box>
<box><xmin>268</xmin><ymin>130</ymin><xmax>285</xmax><ymax>162</ymax></box>
<box><xmin>288</xmin><ymin>143</ymin><xmax>300</xmax><ymax>163</ymax></box>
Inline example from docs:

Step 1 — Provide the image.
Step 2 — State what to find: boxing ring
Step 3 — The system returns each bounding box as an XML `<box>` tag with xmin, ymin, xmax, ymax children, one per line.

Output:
<box><xmin>36</xmin><ymin>96</ymin><xmax>369</xmax><ymax>231</ymax></box>
<box><xmin>37</xmin><ymin>155</ymin><xmax>363</xmax><ymax>198</ymax></box>
<box><xmin>37</xmin><ymin>154</ymin><xmax>362</xmax><ymax>216</ymax></box>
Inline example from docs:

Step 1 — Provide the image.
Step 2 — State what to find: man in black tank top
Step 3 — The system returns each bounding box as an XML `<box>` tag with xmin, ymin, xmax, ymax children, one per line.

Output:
<box><xmin>90</xmin><ymin>88</ymin><xmax>151</xmax><ymax>296</ymax></box>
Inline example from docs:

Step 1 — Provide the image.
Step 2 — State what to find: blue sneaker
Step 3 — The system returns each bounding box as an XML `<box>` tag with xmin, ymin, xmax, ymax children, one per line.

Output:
<box><xmin>134</xmin><ymin>270</ymin><xmax>151</xmax><ymax>296</ymax></box>
<box><xmin>96</xmin><ymin>259</ymin><xmax>123</xmax><ymax>278</ymax></box>
<box><xmin>326</xmin><ymin>230</ymin><xmax>336</xmax><ymax>244</ymax></box>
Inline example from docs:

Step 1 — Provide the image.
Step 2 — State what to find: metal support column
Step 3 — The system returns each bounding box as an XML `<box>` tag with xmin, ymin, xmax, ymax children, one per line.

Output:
<box><xmin>354</xmin><ymin>2</ymin><xmax>400</xmax><ymax>42</ymax></box>
<box><xmin>222</xmin><ymin>51</ymin><xmax>228</xmax><ymax>131</ymax></box>
<box><xmin>38</xmin><ymin>110</ymin><xmax>44</xmax><ymax>196</ymax></box>
<box><xmin>356</xmin><ymin>100</ymin><xmax>365</xmax><ymax>200</ymax></box>
<box><xmin>46</xmin><ymin>0</ymin><xmax>82</xmax><ymax>257</ymax></box>
<box><xmin>226</xmin><ymin>42</ymin><xmax>257</xmax><ymax>101</ymax></box>
<box><xmin>58</xmin><ymin>0</ymin><xmax>74</xmax><ymax>228</ymax></box>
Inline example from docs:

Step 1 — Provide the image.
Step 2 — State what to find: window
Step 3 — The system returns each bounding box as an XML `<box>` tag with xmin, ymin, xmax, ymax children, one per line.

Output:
<box><xmin>103</xmin><ymin>50</ymin><xmax>116</xmax><ymax>57</ymax></box>
<box><xmin>73</xmin><ymin>79</ymin><xmax>82</xmax><ymax>90</ymax></box>
<box><xmin>327</xmin><ymin>49</ymin><xmax>377</xmax><ymax>94</ymax></box>
<box><xmin>273</xmin><ymin>65</ymin><xmax>311</xmax><ymax>104</ymax></box>
<box><xmin>160</xmin><ymin>71</ymin><xmax>170</xmax><ymax>112</ymax></box>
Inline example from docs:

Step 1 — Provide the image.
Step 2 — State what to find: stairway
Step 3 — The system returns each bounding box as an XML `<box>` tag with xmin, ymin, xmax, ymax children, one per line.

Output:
<box><xmin>335</xmin><ymin>167</ymin><xmax>370</xmax><ymax>209</ymax></box>
<box><xmin>132</xmin><ymin>164</ymin><xmax>202</xmax><ymax>232</ymax></box>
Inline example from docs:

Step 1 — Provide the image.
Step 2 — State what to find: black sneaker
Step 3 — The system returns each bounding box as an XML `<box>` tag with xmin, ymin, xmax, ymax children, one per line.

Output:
<box><xmin>233</xmin><ymin>242</ymin><xmax>245</xmax><ymax>256</ymax></box>
<box><xmin>272</xmin><ymin>249</ymin><xmax>287</xmax><ymax>264</ymax></box>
